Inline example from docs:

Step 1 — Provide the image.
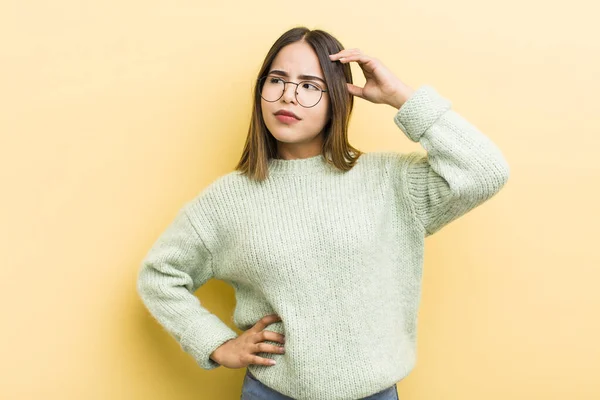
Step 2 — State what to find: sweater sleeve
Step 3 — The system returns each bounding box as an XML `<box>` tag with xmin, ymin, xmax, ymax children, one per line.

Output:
<box><xmin>136</xmin><ymin>203</ymin><xmax>239</xmax><ymax>369</ymax></box>
<box><xmin>392</xmin><ymin>85</ymin><xmax>510</xmax><ymax>237</ymax></box>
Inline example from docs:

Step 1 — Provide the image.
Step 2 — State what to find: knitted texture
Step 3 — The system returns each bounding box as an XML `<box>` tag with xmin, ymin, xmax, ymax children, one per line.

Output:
<box><xmin>137</xmin><ymin>85</ymin><xmax>509</xmax><ymax>399</ymax></box>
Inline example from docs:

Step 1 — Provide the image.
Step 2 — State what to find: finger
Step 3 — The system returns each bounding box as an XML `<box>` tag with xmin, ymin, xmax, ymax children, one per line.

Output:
<box><xmin>254</xmin><ymin>342</ymin><xmax>285</xmax><ymax>354</ymax></box>
<box><xmin>347</xmin><ymin>83</ymin><xmax>364</xmax><ymax>99</ymax></box>
<box><xmin>335</xmin><ymin>54</ymin><xmax>372</xmax><ymax>65</ymax></box>
<box><xmin>251</xmin><ymin>314</ymin><xmax>282</xmax><ymax>332</ymax></box>
<box><xmin>248</xmin><ymin>354</ymin><xmax>278</xmax><ymax>366</ymax></box>
<box><xmin>333</xmin><ymin>48</ymin><xmax>360</xmax><ymax>56</ymax></box>
<box><xmin>329</xmin><ymin>52</ymin><xmax>359</xmax><ymax>61</ymax></box>
<box><xmin>329</xmin><ymin>48</ymin><xmax>361</xmax><ymax>60</ymax></box>
<box><xmin>261</xmin><ymin>330</ymin><xmax>286</xmax><ymax>344</ymax></box>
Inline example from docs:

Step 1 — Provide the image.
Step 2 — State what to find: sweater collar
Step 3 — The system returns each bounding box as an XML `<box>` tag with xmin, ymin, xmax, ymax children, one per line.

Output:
<box><xmin>267</xmin><ymin>153</ymin><xmax>334</xmax><ymax>176</ymax></box>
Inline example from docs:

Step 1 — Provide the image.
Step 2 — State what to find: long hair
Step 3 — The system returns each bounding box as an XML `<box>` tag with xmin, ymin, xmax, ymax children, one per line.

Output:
<box><xmin>234</xmin><ymin>26</ymin><xmax>363</xmax><ymax>181</ymax></box>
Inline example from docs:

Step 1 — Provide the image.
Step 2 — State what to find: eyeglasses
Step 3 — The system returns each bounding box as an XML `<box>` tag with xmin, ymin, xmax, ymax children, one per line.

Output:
<box><xmin>257</xmin><ymin>75</ymin><xmax>328</xmax><ymax>108</ymax></box>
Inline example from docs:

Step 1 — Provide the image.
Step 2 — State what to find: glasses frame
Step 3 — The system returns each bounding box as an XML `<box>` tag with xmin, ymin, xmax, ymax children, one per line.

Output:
<box><xmin>257</xmin><ymin>75</ymin><xmax>328</xmax><ymax>108</ymax></box>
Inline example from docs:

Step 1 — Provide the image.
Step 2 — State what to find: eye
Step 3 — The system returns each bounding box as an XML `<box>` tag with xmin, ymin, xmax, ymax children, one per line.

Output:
<box><xmin>301</xmin><ymin>82</ymin><xmax>320</xmax><ymax>91</ymax></box>
<box><xmin>269</xmin><ymin>77</ymin><xmax>283</xmax><ymax>84</ymax></box>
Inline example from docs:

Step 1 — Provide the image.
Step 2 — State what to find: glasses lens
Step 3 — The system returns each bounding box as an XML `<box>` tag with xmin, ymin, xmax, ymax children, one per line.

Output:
<box><xmin>260</xmin><ymin>76</ymin><xmax>285</xmax><ymax>102</ymax></box>
<box><xmin>296</xmin><ymin>81</ymin><xmax>323</xmax><ymax>107</ymax></box>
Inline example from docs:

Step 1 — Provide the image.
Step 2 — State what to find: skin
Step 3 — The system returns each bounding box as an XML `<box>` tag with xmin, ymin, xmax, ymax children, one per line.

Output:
<box><xmin>329</xmin><ymin>48</ymin><xmax>416</xmax><ymax>109</ymax></box>
<box><xmin>211</xmin><ymin>314</ymin><xmax>285</xmax><ymax>368</ymax></box>
<box><xmin>210</xmin><ymin>46</ymin><xmax>418</xmax><ymax>369</ymax></box>
<box><xmin>260</xmin><ymin>43</ymin><xmax>417</xmax><ymax>161</ymax></box>
<box><xmin>261</xmin><ymin>41</ymin><xmax>331</xmax><ymax>161</ymax></box>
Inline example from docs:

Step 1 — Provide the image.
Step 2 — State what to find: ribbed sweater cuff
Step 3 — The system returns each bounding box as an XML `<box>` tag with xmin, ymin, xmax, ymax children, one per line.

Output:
<box><xmin>393</xmin><ymin>85</ymin><xmax>452</xmax><ymax>142</ymax></box>
<box><xmin>180</xmin><ymin>316</ymin><xmax>239</xmax><ymax>370</ymax></box>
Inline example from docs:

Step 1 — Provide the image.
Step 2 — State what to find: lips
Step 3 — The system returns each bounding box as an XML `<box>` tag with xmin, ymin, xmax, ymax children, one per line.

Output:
<box><xmin>274</xmin><ymin>110</ymin><xmax>300</xmax><ymax>120</ymax></box>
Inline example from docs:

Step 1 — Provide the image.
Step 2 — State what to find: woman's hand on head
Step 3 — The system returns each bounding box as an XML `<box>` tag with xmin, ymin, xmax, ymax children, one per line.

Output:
<box><xmin>329</xmin><ymin>48</ymin><xmax>415</xmax><ymax>109</ymax></box>
<box><xmin>209</xmin><ymin>313</ymin><xmax>286</xmax><ymax>369</ymax></box>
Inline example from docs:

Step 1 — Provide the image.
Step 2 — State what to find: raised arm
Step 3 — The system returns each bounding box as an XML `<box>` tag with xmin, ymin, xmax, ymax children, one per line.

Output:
<box><xmin>137</xmin><ymin>203</ymin><xmax>238</xmax><ymax>369</ymax></box>
<box><xmin>392</xmin><ymin>85</ymin><xmax>510</xmax><ymax>237</ymax></box>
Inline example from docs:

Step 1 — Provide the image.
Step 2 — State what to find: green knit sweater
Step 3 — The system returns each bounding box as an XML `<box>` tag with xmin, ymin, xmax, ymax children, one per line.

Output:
<box><xmin>137</xmin><ymin>85</ymin><xmax>509</xmax><ymax>399</ymax></box>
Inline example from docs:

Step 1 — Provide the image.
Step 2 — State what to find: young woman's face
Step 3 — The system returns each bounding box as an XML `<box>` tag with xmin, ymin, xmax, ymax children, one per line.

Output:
<box><xmin>261</xmin><ymin>41</ymin><xmax>330</xmax><ymax>158</ymax></box>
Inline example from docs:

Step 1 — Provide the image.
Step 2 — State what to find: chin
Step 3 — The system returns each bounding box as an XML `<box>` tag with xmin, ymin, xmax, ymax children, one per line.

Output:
<box><xmin>268</xmin><ymin>125</ymin><xmax>298</xmax><ymax>138</ymax></box>
<box><xmin>271</xmin><ymin>133</ymin><xmax>300</xmax><ymax>143</ymax></box>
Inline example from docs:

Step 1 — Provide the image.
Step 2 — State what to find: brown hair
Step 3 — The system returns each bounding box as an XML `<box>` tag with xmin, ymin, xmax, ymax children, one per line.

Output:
<box><xmin>234</xmin><ymin>26</ymin><xmax>363</xmax><ymax>181</ymax></box>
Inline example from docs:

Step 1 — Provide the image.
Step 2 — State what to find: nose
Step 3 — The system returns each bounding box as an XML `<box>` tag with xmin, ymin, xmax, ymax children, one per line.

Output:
<box><xmin>281</xmin><ymin>82</ymin><xmax>298</xmax><ymax>104</ymax></box>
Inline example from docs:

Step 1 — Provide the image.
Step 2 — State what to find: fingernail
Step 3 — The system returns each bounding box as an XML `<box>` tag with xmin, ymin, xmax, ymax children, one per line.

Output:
<box><xmin>270</xmin><ymin>360</ymin><xmax>277</xmax><ymax>365</ymax></box>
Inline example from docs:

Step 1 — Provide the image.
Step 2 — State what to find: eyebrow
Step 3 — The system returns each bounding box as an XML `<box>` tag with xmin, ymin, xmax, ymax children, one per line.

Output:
<box><xmin>268</xmin><ymin>70</ymin><xmax>326</xmax><ymax>85</ymax></box>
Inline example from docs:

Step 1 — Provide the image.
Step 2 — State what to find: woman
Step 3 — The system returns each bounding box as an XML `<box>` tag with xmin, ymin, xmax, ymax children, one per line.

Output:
<box><xmin>137</xmin><ymin>26</ymin><xmax>509</xmax><ymax>400</ymax></box>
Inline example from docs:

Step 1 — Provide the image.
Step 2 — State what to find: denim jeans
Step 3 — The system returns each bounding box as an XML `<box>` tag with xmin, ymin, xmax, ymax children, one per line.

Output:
<box><xmin>240</xmin><ymin>369</ymin><xmax>399</xmax><ymax>400</ymax></box>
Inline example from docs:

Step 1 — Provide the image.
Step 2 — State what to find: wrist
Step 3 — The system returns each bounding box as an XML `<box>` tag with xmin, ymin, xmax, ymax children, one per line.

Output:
<box><xmin>210</xmin><ymin>339</ymin><xmax>232</xmax><ymax>362</ymax></box>
<box><xmin>388</xmin><ymin>84</ymin><xmax>416</xmax><ymax>109</ymax></box>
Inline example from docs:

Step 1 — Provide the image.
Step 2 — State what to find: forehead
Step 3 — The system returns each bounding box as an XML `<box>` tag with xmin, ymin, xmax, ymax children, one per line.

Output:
<box><xmin>269</xmin><ymin>42</ymin><xmax>324</xmax><ymax>79</ymax></box>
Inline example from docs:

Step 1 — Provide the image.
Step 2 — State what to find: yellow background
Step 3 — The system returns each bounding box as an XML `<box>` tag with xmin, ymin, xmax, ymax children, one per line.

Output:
<box><xmin>2</xmin><ymin>0</ymin><xmax>598</xmax><ymax>399</ymax></box>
